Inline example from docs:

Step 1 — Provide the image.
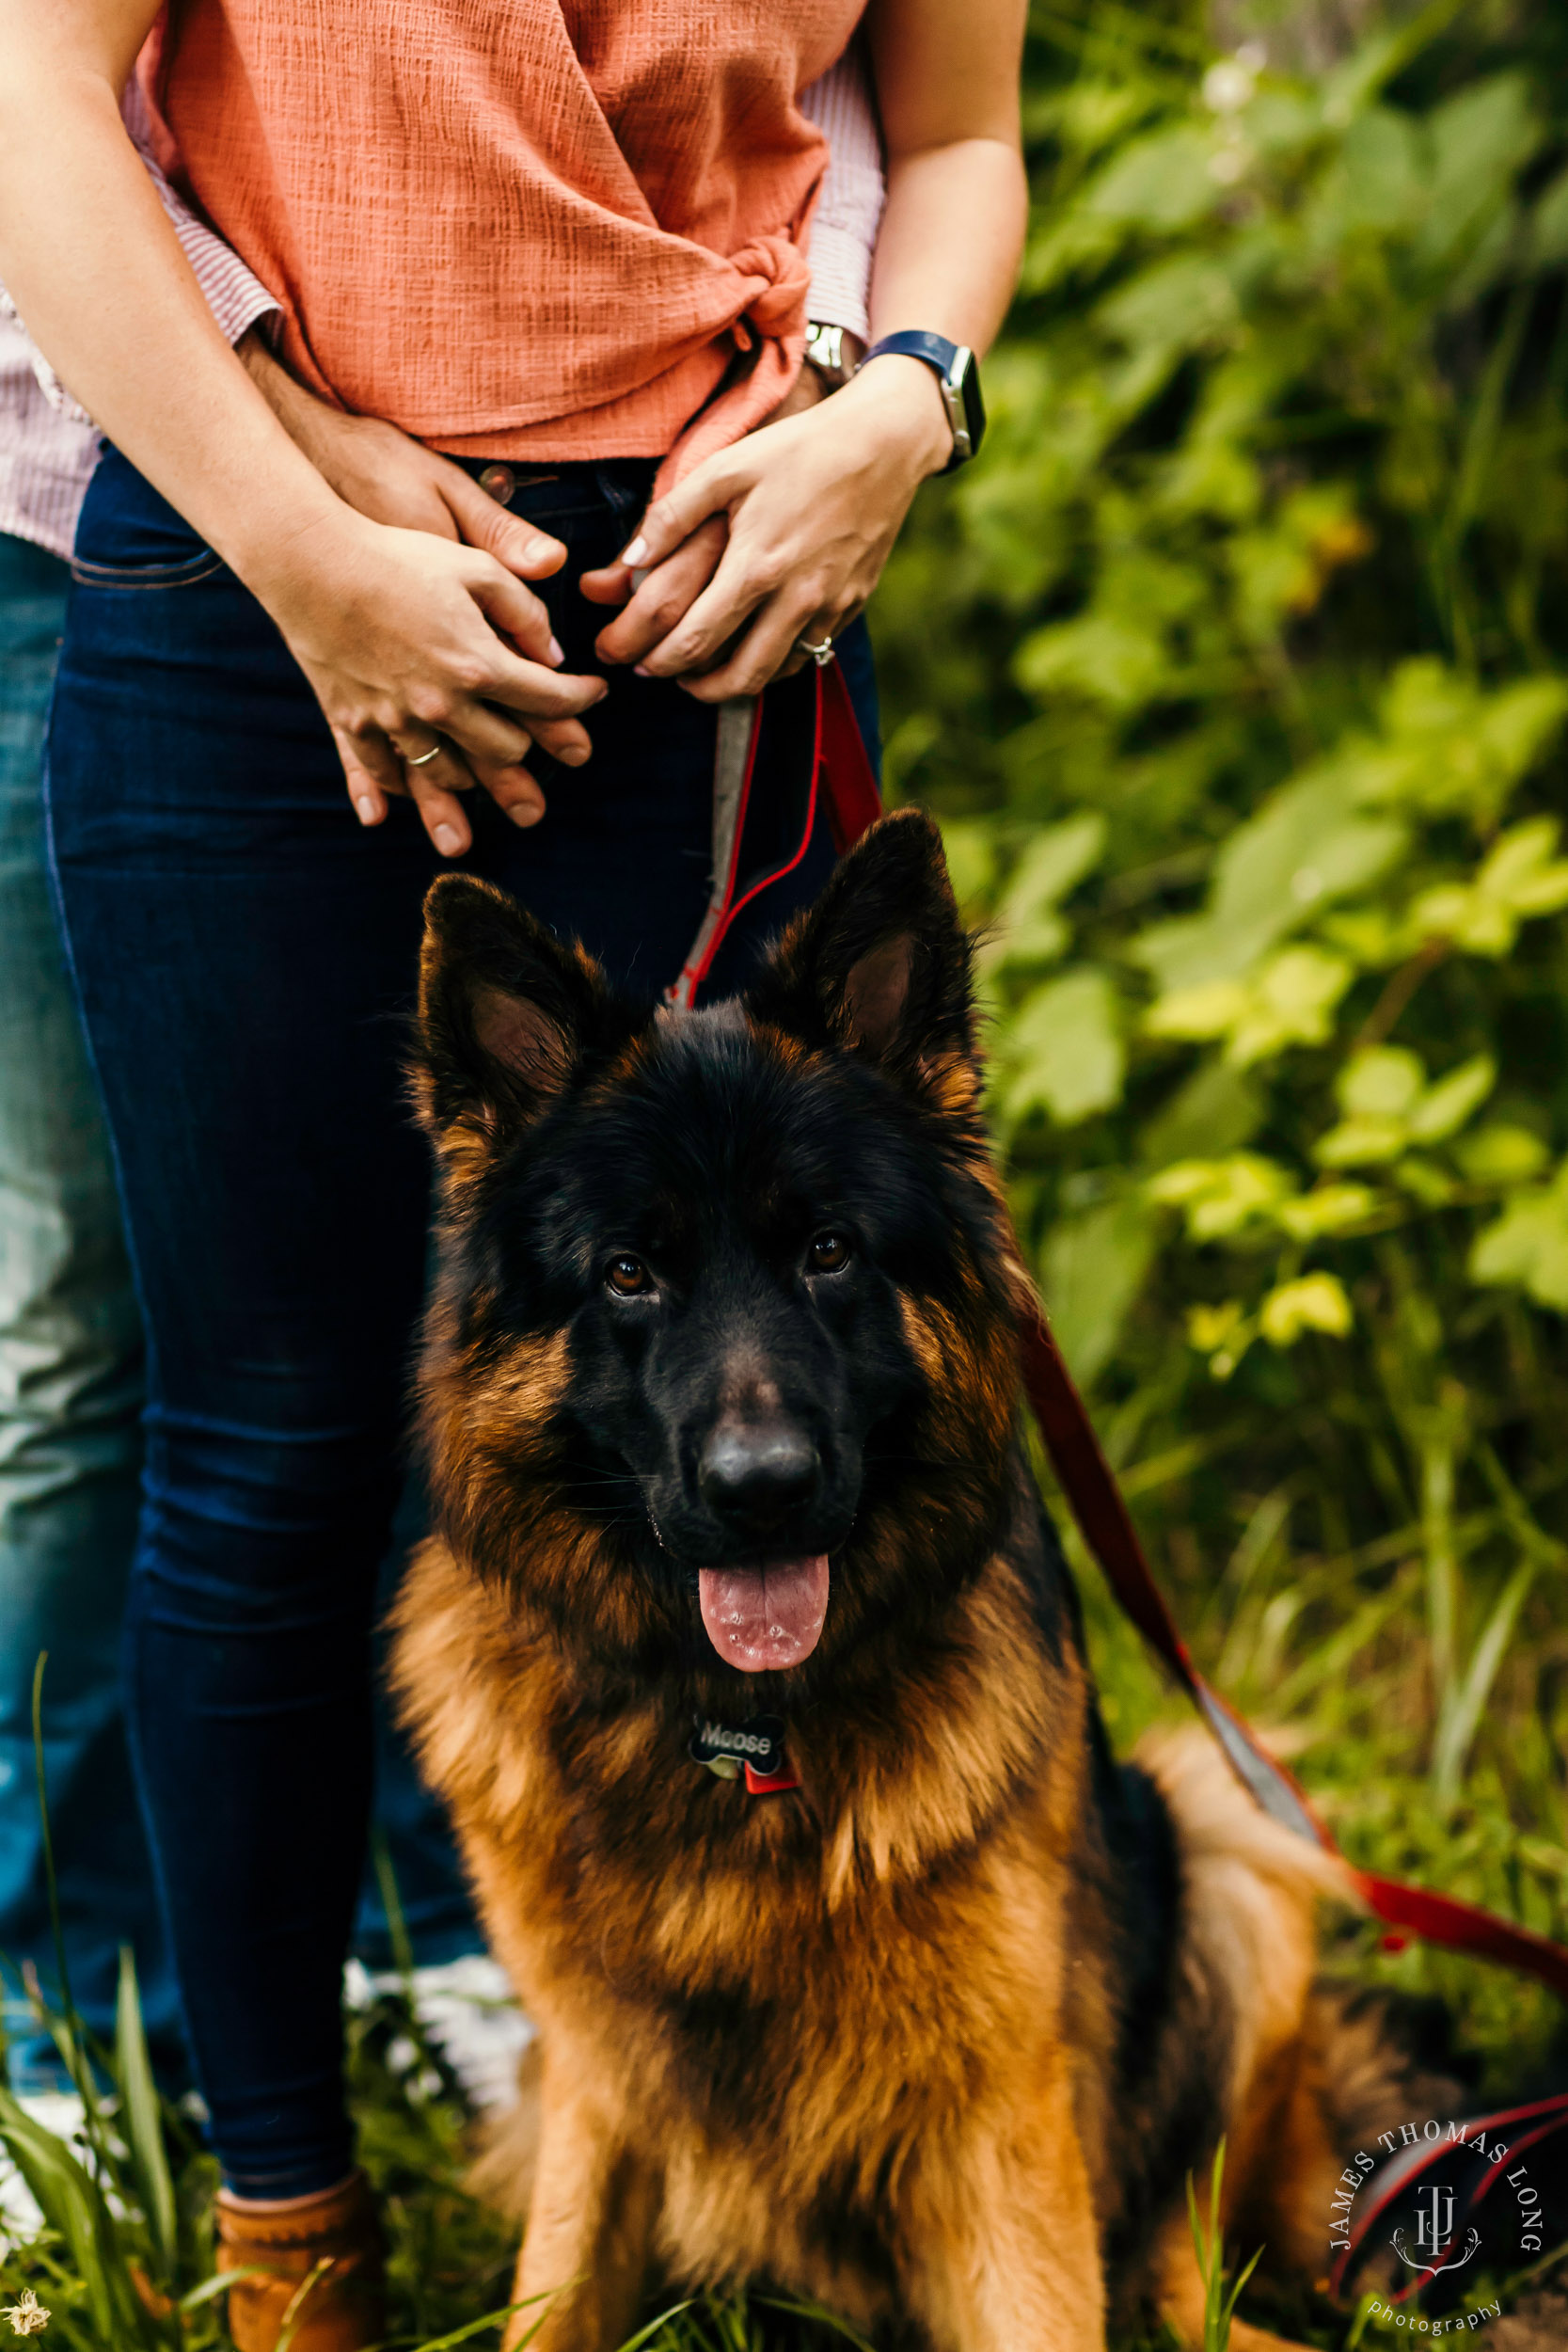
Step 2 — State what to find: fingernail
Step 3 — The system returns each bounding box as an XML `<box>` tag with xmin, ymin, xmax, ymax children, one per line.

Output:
<box><xmin>634</xmin><ymin>664</ymin><xmax>653</xmax><ymax>679</ymax></box>
<box><xmin>433</xmin><ymin>823</ymin><xmax>464</xmax><ymax>856</ymax></box>
<box><xmin>522</xmin><ymin>536</ymin><xmax>553</xmax><ymax>564</ymax></box>
<box><xmin>620</xmin><ymin>535</ymin><xmax>648</xmax><ymax>566</ymax></box>
<box><xmin>547</xmin><ymin>635</ymin><xmax>564</xmax><ymax>665</ymax></box>
<box><xmin>353</xmin><ymin>795</ymin><xmax>378</xmax><ymax>825</ymax></box>
<box><xmin>510</xmin><ymin>800</ymin><xmax>545</xmax><ymax>828</ymax></box>
<box><xmin>559</xmin><ymin>743</ymin><xmax>590</xmax><ymax>766</ymax></box>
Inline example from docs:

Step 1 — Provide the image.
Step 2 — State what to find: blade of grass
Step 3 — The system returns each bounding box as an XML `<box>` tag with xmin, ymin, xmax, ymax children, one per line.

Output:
<box><xmin>1432</xmin><ymin>1561</ymin><xmax>1535</xmax><ymax>1807</ymax></box>
<box><xmin>115</xmin><ymin>1948</ymin><xmax>176</xmax><ymax>2280</ymax></box>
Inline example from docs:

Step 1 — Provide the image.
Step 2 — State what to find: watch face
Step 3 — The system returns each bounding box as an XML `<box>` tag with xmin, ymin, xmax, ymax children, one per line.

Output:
<box><xmin>958</xmin><ymin>349</ymin><xmax>986</xmax><ymax>458</ymax></box>
<box><xmin>942</xmin><ymin>346</ymin><xmax>986</xmax><ymax>469</ymax></box>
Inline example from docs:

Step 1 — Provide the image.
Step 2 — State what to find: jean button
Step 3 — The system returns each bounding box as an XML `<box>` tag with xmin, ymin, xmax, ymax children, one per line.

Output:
<box><xmin>478</xmin><ymin>464</ymin><xmax>515</xmax><ymax>505</ymax></box>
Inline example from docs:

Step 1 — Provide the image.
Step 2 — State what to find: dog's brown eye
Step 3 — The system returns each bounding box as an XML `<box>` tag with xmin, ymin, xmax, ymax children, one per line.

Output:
<box><xmin>810</xmin><ymin>1232</ymin><xmax>851</xmax><ymax>1274</ymax></box>
<box><xmin>606</xmin><ymin>1254</ymin><xmax>651</xmax><ymax>1296</ymax></box>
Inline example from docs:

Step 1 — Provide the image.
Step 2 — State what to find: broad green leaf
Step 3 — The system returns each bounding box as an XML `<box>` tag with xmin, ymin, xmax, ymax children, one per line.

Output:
<box><xmin>1406</xmin><ymin>1055</ymin><xmax>1496</xmax><ymax>1143</ymax></box>
<box><xmin>1139</xmin><ymin>1060</ymin><xmax>1263</xmax><ymax>1168</ymax></box>
<box><xmin>1413</xmin><ymin>73</ymin><xmax>1539</xmax><ymax>278</ymax></box>
<box><xmin>1084</xmin><ymin>127</ymin><xmax>1218</xmax><ymax>230</ymax></box>
<box><xmin>1470</xmin><ymin>1166</ymin><xmax>1568</xmax><ymax>1310</ymax></box>
<box><xmin>1315</xmin><ymin>1114</ymin><xmax>1409</xmax><ymax>1168</ymax></box>
<box><xmin>1293</xmin><ymin>663</ymin><xmax>1568</xmax><ymax>827</ymax></box>
<box><xmin>1014</xmin><ymin>612</ymin><xmax>1167</xmax><ymax>710</ymax></box>
<box><xmin>1187</xmin><ymin>1298</ymin><xmax>1246</xmax><ymax>1355</ymax></box>
<box><xmin>1146</xmin><ymin>979</ymin><xmax>1247</xmax><ymax>1042</ymax></box>
<box><xmin>1001</xmin><ymin>970</ymin><xmax>1125</xmax><ymax>1127</ymax></box>
<box><xmin>1148</xmin><ymin>1153</ymin><xmax>1295</xmax><ymax>1240</ymax></box>
<box><xmin>1338</xmin><ymin>1046</ymin><xmax>1424</xmax><ymax>1120</ymax></box>
<box><xmin>1225</xmin><ymin>946</ymin><xmax>1353</xmax><ymax>1067</ymax></box>
<box><xmin>1456</xmin><ymin>1124</ymin><xmax>1550</xmax><ymax>1185</ymax></box>
<box><xmin>935</xmin><ymin>818</ymin><xmax>995</xmax><ymax>914</ymax></box>
<box><xmin>1394</xmin><ymin>1154</ymin><xmax>1458</xmax><ymax>1206</ymax></box>
<box><xmin>1008</xmin><ymin>814</ymin><xmax>1108</xmax><ymax>904</ymax></box>
<box><xmin>1042</xmin><ymin>1199</ymin><xmax>1156</xmax><ymax>1387</ymax></box>
<box><xmin>1313</xmin><ymin>105</ymin><xmax>1423</xmax><ymax>235</ymax></box>
<box><xmin>1275</xmin><ymin>1184</ymin><xmax>1377</xmax><ymax>1240</ymax></box>
<box><xmin>1133</xmin><ymin>775</ymin><xmax>1404</xmax><ymax>991</ymax></box>
<box><xmin>1259</xmin><ymin>1273</ymin><xmax>1354</xmax><ymax>1346</ymax></box>
<box><xmin>1147</xmin><ymin>947</ymin><xmax>1351</xmax><ymax>1068</ymax></box>
<box><xmin>1412</xmin><ymin>817</ymin><xmax>1568</xmax><ymax>955</ymax></box>
<box><xmin>1100</xmin><ymin>255</ymin><xmax>1239</xmax><ymax>352</ymax></box>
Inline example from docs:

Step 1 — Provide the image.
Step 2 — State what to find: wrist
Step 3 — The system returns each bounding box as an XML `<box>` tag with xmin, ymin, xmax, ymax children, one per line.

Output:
<box><xmin>226</xmin><ymin>484</ymin><xmax>374</xmax><ymax>617</ymax></box>
<box><xmin>840</xmin><ymin>354</ymin><xmax>954</xmax><ymax>479</ymax></box>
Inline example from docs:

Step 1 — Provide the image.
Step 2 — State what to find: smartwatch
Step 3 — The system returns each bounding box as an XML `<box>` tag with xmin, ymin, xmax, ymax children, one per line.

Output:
<box><xmin>856</xmin><ymin>330</ymin><xmax>986</xmax><ymax>471</ymax></box>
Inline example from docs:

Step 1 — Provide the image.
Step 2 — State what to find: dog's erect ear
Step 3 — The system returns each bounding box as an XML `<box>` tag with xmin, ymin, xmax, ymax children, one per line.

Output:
<box><xmin>414</xmin><ymin>875</ymin><xmax>610</xmax><ymax>1153</ymax></box>
<box><xmin>749</xmin><ymin>809</ymin><xmax>975</xmax><ymax>1078</ymax></box>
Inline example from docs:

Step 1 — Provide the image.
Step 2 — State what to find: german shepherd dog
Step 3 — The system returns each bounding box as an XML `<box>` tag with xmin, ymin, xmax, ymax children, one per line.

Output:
<box><xmin>393</xmin><ymin>812</ymin><xmax>1408</xmax><ymax>2351</ymax></box>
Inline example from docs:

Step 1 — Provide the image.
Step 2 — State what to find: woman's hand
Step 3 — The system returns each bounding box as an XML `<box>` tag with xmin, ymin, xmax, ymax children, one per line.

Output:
<box><xmin>250</xmin><ymin>508</ymin><xmax>607</xmax><ymax>855</ymax></box>
<box><xmin>241</xmin><ymin>333</ymin><xmax>603</xmax><ymax>847</ymax></box>
<box><xmin>578</xmin><ymin>357</ymin><xmax>951</xmax><ymax>699</ymax></box>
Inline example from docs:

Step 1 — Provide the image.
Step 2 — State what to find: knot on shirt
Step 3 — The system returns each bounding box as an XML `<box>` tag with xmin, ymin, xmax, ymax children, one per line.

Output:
<box><xmin>728</xmin><ymin>233</ymin><xmax>813</xmax><ymax>352</ymax></box>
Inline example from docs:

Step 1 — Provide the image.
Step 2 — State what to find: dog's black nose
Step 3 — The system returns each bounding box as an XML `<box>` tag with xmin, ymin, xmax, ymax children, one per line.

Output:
<box><xmin>698</xmin><ymin>1417</ymin><xmax>819</xmax><ymax>1534</ymax></box>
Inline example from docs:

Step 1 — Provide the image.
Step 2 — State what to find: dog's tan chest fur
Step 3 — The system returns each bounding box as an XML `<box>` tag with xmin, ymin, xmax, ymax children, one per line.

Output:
<box><xmin>395</xmin><ymin>1536</ymin><xmax>1120</xmax><ymax>2336</ymax></box>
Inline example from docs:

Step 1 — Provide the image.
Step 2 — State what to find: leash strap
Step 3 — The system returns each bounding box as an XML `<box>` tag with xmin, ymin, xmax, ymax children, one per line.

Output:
<box><xmin>1019</xmin><ymin>1313</ymin><xmax>1568</xmax><ymax>2000</ymax></box>
<box><xmin>810</xmin><ymin>669</ymin><xmax>1568</xmax><ymax>2006</ymax></box>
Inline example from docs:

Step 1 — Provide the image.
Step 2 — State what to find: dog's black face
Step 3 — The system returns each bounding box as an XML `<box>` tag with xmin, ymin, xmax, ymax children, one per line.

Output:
<box><xmin>414</xmin><ymin>814</ymin><xmax>1022</xmax><ymax>1701</ymax></box>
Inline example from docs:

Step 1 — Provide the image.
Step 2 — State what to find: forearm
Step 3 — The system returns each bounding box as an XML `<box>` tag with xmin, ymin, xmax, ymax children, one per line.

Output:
<box><xmin>868</xmin><ymin>138</ymin><xmax>1027</xmax><ymax>357</ymax></box>
<box><xmin>862</xmin><ymin>0</ymin><xmax>1028</xmax><ymax>368</ymax></box>
<box><xmin>0</xmin><ymin>21</ymin><xmax>346</xmax><ymax>594</ymax></box>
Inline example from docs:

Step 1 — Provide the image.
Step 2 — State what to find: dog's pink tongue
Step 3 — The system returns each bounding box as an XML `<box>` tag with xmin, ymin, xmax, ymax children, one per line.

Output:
<box><xmin>697</xmin><ymin>1557</ymin><xmax>830</xmax><ymax>1674</ymax></box>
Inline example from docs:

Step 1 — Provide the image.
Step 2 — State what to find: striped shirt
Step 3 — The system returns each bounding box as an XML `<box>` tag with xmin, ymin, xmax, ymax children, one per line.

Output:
<box><xmin>0</xmin><ymin>46</ymin><xmax>883</xmax><ymax>563</ymax></box>
<box><xmin>0</xmin><ymin>78</ymin><xmax>280</xmax><ymax>560</ymax></box>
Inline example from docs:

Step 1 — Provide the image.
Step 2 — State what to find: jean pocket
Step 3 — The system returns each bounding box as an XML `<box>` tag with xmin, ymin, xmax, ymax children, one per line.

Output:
<box><xmin>70</xmin><ymin>544</ymin><xmax>227</xmax><ymax>591</ymax></box>
<box><xmin>70</xmin><ymin>447</ymin><xmax>227</xmax><ymax>589</ymax></box>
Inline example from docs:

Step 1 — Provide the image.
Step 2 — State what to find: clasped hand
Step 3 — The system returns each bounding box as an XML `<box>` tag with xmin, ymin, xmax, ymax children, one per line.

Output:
<box><xmin>250</xmin><ymin>345</ymin><xmax>949</xmax><ymax>856</ymax></box>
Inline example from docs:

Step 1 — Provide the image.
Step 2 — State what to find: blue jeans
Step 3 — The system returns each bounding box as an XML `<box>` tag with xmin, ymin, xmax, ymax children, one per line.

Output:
<box><xmin>45</xmin><ymin>448</ymin><xmax>875</xmax><ymax>2195</ymax></box>
<box><xmin>0</xmin><ymin>530</ymin><xmax>181</xmax><ymax>2091</ymax></box>
<box><xmin>0</xmin><ymin>529</ymin><xmax>489</xmax><ymax>2096</ymax></box>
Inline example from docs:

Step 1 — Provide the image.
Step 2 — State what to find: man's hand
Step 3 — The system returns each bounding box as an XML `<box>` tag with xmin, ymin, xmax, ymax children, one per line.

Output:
<box><xmin>250</xmin><ymin>508</ymin><xmax>608</xmax><ymax>855</ymax></box>
<box><xmin>240</xmin><ymin>330</ymin><xmax>599</xmax><ymax>844</ymax></box>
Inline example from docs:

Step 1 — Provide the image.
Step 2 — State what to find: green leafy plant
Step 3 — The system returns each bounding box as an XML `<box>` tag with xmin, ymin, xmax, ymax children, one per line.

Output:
<box><xmin>878</xmin><ymin>0</ymin><xmax>1568</xmax><ymax>2075</ymax></box>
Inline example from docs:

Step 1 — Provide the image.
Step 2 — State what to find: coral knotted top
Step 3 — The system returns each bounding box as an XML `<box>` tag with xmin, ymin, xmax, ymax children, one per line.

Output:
<box><xmin>142</xmin><ymin>0</ymin><xmax>864</xmax><ymax>480</ymax></box>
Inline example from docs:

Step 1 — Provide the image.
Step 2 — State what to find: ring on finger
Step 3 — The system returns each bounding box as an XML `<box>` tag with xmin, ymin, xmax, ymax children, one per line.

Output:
<box><xmin>795</xmin><ymin>633</ymin><xmax>835</xmax><ymax>668</ymax></box>
<box><xmin>402</xmin><ymin>739</ymin><xmax>444</xmax><ymax>769</ymax></box>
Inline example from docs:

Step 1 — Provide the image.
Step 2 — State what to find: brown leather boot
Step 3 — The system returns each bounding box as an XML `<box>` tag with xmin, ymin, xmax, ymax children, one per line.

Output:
<box><xmin>215</xmin><ymin>2170</ymin><xmax>386</xmax><ymax>2352</ymax></box>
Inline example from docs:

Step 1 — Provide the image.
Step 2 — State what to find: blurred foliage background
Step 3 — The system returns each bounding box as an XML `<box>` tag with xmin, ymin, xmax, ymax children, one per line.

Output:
<box><xmin>878</xmin><ymin>0</ymin><xmax>1568</xmax><ymax>2081</ymax></box>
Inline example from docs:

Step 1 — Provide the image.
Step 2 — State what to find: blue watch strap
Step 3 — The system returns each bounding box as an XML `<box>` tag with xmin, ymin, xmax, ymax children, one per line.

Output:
<box><xmin>857</xmin><ymin>330</ymin><xmax>983</xmax><ymax>470</ymax></box>
<box><xmin>861</xmin><ymin>328</ymin><xmax>963</xmax><ymax>380</ymax></box>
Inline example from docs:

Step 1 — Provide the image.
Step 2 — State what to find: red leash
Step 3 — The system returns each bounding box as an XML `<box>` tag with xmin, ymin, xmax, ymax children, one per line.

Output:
<box><xmin>812</xmin><ymin>662</ymin><xmax>1568</xmax><ymax>2009</ymax></box>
